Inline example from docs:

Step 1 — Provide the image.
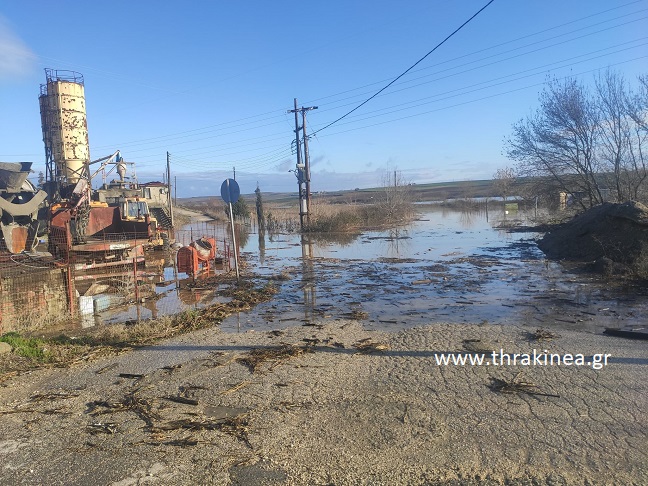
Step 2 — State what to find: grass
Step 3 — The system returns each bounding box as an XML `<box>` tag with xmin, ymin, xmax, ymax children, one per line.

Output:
<box><xmin>259</xmin><ymin>193</ymin><xmax>415</xmax><ymax>236</ymax></box>
<box><xmin>0</xmin><ymin>332</ymin><xmax>52</xmax><ymax>361</ymax></box>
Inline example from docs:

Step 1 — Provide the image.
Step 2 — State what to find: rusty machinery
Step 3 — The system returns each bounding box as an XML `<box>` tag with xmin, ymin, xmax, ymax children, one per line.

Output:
<box><xmin>39</xmin><ymin>69</ymin><xmax>166</xmax><ymax>262</ymax></box>
<box><xmin>0</xmin><ymin>162</ymin><xmax>48</xmax><ymax>254</ymax></box>
<box><xmin>177</xmin><ymin>237</ymin><xmax>217</xmax><ymax>276</ymax></box>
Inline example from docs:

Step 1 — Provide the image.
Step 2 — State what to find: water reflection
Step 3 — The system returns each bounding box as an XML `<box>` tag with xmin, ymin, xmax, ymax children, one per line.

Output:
<box><xmin>385</xmin><ymin>227</ymin><xmax>410</xmax><ymax>258</ymax></box>
<box><xmin>258</xmin><ymin>229</ymin><xmax>266</xmax><ymax>264</ymax></box>
<box><xmin>47</xmin><ymin>205</ymin><xmax>645</xmax><ymax>336</ymax></box>
<box><xmin>301</xmin><ymin>234</ymin><xmax>315</xmax><ymax>323</ymax></box>
<box><xmin>235</xmin><ymin>223</ymin><xmax>251</xmax><ymax>248</ymax></box>
<box><xmin>459</xmin><ymin>209</ymin><xmax>475</xmax><ymax>228</ymax></box>
<box><xmin>311</xmin><ymin>232</ymin><xmax>359</xmax><ymax>246</ymax></box>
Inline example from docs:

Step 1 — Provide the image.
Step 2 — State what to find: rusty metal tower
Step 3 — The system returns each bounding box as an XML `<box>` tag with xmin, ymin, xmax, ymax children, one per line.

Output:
<box><xmin>38</xmin><ymin>69</ymin><xmax>91</xmax><ymax>200</ymax></box>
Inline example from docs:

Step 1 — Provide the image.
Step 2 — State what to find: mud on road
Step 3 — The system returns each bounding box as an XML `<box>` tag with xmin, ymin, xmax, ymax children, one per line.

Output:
<box><xmin>0</xmin><ymin>320</ymin><xmax>646</xmax><ymax>485</ymax></box>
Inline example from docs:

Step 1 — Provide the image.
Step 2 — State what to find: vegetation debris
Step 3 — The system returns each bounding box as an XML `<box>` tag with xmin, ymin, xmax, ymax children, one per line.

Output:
<box><xmin>86</xmin><ymin>422</ymin><xmax>118</xmax><ymax>435</ymax></box>
<box><xmin>163</xmin><ymin>396</ymin><xmax>199</xmax><ymax>406</ymax></box>
<box><xmin>489</xmin><ymin>373</ymin><xmax>560</xmax><ymax>398</ymax></box>
<box><xmin>530</xmin><ymin>329</ymin><xmax>559</xmax><ymax>341</ymax></box>
<box><xmin>353</xmin><ymin>338</ymin><xmax>390</xmax><ymax>353</ymax></box>
<box><xmin>156</xmin><ymin>414</ymin><xmax>251</xmax><ymax>448</ymax></box>
<box><xmin>236</xmin><ymin>345</ymin><xmax>310</xmax><ymax>373</ymax></box>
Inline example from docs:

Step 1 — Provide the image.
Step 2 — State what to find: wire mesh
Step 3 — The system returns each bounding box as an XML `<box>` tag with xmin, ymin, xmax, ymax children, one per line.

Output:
<box><xmin>0</xmin><ymin>220</ymin><xmax>239</xmax><ymax>334</ymax></box>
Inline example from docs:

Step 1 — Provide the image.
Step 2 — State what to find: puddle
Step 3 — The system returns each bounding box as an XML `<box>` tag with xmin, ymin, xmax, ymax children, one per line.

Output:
<box><xmin>47</xmin><ymin>206</ymin><xmax>646</xmax><ymax>336</ymax></box>
<box><xmin>220</xmin><ymin>207</ymin><xmax>647</xmax><ymax>335</ymax></box>
<box><xmin>66</xmin><ymin>220</ymin><xmax>235</xmax><ymax>330</ymax></box>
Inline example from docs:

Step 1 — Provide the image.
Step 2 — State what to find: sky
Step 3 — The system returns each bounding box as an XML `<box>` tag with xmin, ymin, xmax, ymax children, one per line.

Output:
<box><xmin>0</xmin><ymin>1</ymin><xmax>646</xmax><ymax>197</ymax></box>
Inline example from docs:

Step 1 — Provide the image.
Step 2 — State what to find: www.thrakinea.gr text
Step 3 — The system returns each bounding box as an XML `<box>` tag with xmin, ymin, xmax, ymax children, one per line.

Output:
<box><xmin>434</xmin><ymin>349</ymin><xmax>611</xmax><ymax>370</ymax></box>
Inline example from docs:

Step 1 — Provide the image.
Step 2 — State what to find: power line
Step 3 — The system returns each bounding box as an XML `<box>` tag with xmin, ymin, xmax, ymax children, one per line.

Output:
<box><xmin>88</xmin><ymin>3</ymin><xmax>642</xmax><ymax>155</ymax></box>
<box><xmin>310</xmin><ymin>39</ymin><xmax>648</xmax><ymax>122</ymax></box>
<box><xmin>309</xmin><ymin>55</ymin><xmax>648</xmax><ymax>139</ymax></box>
<box><xmin>308</xmin><ymin>17</ymin><xmax>648</xmax><ymax>117</ymax></box>
<box><xmin>305</xmin><ymin>4</ymin><xmax>647</xmax><ymax>107</ymax></box>
<box><xmin>311</xmin><ymin>0</ymin><xmax>496</xmax><ymax>135</ymax></box>
<box><xmin>132</xmin><ymin>48</ymin><xmax>648</xmax><ymax>176</ymax></box>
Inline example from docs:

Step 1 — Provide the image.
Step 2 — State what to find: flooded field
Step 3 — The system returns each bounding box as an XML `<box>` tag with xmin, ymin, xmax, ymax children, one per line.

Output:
<box><xmin>69</xmin><ymin>205</ymin><xmax>646</xmax><ymax>336</ymax></box>
<box><xmin>219</xmin><ymin>206</ymin><xmax>647</xmax><ymax>335</ymax></box>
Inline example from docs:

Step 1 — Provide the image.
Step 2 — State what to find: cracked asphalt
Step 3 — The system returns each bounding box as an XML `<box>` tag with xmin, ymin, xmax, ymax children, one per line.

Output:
<box><xmin>0</xmin><ymin>320</ymin><xmax>646</xmax><ymax>485</ymax></box>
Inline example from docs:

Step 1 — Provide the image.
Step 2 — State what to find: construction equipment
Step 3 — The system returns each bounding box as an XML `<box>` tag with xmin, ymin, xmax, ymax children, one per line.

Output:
<box><xmin>0</xmin><ymin>162</ymin><xmax>48</xmax><ymax>254</ymax></box>
<box><xmin>177</xmin><ymin>237</ymin><xmax>217</xmax><ymax>276</ymax></box>
<box><xmin>39</xmin><ymin>69</ymin><xmax>169</xmax><ymax>266</ymax></box>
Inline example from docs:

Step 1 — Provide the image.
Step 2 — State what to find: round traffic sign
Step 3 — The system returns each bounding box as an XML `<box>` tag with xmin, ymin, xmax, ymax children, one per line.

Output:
<box><xmin>220</xmin><ymin>178</ymin><xmax>240</xmax><ymax>204</ymax></box>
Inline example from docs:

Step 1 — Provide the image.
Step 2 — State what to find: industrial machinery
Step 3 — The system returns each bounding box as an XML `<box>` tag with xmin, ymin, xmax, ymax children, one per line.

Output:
<box><xmin>177</xmin><ymin>237</ymin><xmax>217</xmax><ymax>276</ymax></box>
<box><xmin>0</xmin><ymin>162</ymin><xmax>48</xmax><ymax>253</ymax></box>
<box><xmin>39</xmin><ymin>69</ymin><xmax>167</xmax><ymax>265</ymax></box>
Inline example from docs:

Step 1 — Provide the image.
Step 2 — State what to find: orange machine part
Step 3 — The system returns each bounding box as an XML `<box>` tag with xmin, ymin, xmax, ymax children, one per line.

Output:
<box><xmin>177</xmin><ymin>246</ymin><xmax>199</xmax><ymax>275</ymax></box>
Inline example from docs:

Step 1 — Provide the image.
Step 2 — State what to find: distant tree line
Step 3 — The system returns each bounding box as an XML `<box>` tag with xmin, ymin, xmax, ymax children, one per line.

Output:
<box><xmin>504</xmin><ymin>70</ymin><xmax>648</xmax><ymax>209</ymax></box>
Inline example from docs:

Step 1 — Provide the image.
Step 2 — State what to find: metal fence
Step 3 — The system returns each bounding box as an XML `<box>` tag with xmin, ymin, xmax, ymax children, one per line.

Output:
<box><xmin>0</xmin><ymin>219</ymin><xmax>244</xmax><ymax>334</ymax></box>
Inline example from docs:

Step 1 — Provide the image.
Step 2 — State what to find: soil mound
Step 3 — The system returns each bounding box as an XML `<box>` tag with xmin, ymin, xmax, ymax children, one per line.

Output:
<box><xmin>538</xmin><ymin>201</ymin><xmax>648</xmax><ymax>278</ymax></box>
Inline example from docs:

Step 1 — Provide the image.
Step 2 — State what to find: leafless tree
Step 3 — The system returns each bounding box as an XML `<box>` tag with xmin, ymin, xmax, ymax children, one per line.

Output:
<box><xmin>595</xmin><ymin>70</ymin><xmax>648</xmax><ymax>202</ymax></box>
<box><xmin>506</xmin><ymin>77</ymin><xmax>603</xmax><ymax>210</ymax></box>
<box><xmin>378</xmin><ymin>170</ymin><xmax>413</xmax><ymax>221</ymax></box>
<box><xmin>506</xmin><ymin>72</ymin><xmax>648</xmax><ymax>209</ymax></box>
<box><xmin>492</xmin><ymin>167</ymin><xmax>516</xmax><ymax>201</ymax></box>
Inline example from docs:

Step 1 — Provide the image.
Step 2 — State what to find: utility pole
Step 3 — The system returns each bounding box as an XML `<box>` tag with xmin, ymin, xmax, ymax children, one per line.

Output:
<box><xmin>166</xmin><ymin>151</ymin><xmax>174</xmax><ymax>228</ymax></box>
<box><xmin>288</xmin><ymin>98</ymin><xmax>317</xmax><ymax>229</ymax></box>
<box><xmin>233</xmin><ymin>166</ymin><xmax>236</xmax><ymax>181</ymax></box>
<box><xmin>301</xmin><ymin>105</ymin><xmax>318</xmax><ymax>221</ymax></box>
<box><xmin>289</xmin><ymin>98</ymin><xmax>305</xmax><ymax>228</ymax></box>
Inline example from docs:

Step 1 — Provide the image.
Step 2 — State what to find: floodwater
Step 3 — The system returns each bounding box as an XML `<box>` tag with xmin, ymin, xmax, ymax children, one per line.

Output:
<box><xmin>80</xmin><ymin>206</ymin><xmax>646</xmax><ymax>336</ymax></box>
<box><xmin>220</xmin><ymin>206</ymin><xmax>647</xmax><ymax>334</ymax></box>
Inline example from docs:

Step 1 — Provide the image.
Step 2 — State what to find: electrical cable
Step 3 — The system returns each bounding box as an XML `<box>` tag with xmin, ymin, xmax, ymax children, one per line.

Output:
<box><xmin>305</xmin><ymin>4</ymin><xmax>647</xmax><ymax>106</ymax></box>
<box><xmin>309</xmin><ymin>18</ymin><xmax>648</xmax><ymax>116</ymax></box>
<box><xmin>85</xmin><ymin>4</ymin><xmax>643</xmax><ymax>155</ymax></box>
<box><xmin>311</xmin><ymin>55</ymin><xmax>648</xmax><ymax>139</ymax></box>
<box><xmin>311</xmin><ymin>0</ymin><xmax>496</xmax><ymax>136</ymax></box>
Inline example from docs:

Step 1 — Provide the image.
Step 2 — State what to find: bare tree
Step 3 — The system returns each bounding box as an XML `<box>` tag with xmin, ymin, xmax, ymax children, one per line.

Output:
<box><xmin>623</xmin><ymin>73</ymin><xmax>648</xmax><ymax>202</ymax></box>
<box><xmin>492</xmin><ymin>167</ymin><xmax>516</xmax><ymax>201</ymax></box>
<box><xmin>378</xmin><ymin>170</ymin><xmax>413</xmax><ymax>221</ymax></box>
<box><xmin>505</xmin><ymin>77</ymin><xmax>603</xmax><ymax>209</ymax></box>
<box><xmin>506</xmin><ymin>72</ymin><xmax>648</xmax><ymax>209</ymax></box>
<box><xmin>595</xmin><ymin>70</ymin><xmax>648</xmax><ymax>202</ymax></box>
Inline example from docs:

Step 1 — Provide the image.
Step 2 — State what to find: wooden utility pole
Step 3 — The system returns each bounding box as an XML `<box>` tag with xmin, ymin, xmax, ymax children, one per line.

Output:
<box><xmin>288</xmin><ymin>99</ymin><xmax>317</xmax><ymax>229</ymax></box>
<box><xmin>301</xmin><ymin>105</ymin><xmax>317</xmax><ymax>221</ymax></box>
<box><xmin>289</xmin><ymin>98</ymin><xmax>305</xmax><ymax>228</ymax></box>
<box><xmin>166</xmin><ymin>151</ymin><xmax>174</xmax><ymax>228</ymax></box>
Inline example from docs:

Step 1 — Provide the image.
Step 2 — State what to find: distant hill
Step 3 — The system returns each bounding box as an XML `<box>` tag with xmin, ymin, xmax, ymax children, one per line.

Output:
<box><xmin>178</xmin><ymin>179</ymin><xmax>499</xmax><ymax>207</ymax></box>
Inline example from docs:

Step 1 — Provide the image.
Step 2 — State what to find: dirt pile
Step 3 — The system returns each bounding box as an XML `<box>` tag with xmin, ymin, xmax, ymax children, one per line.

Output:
<box><xmin>538</xmin><ymin>201</ymin><xmax>648</xmax><ymax>278</ymax></box>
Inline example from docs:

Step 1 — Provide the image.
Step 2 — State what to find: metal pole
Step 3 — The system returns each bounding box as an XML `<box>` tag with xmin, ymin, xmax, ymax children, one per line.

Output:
<box><xmin>227</xmin><ymin>180</ymin><xmax>240</xmax><ymax>281</ymax></box>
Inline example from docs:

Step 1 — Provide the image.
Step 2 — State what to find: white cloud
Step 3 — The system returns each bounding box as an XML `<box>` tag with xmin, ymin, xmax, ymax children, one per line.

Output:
<box><xmin>0</xmin><ymin>16</ymin><xmax>36</xmax><ymax>80</ymax></box>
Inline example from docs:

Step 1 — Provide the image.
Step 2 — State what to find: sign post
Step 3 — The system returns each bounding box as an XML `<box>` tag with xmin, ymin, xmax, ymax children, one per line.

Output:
<box><xmin>220</xmin><ymin>178</ymin><xmax>241</xmax><ymax>281</ymax></box>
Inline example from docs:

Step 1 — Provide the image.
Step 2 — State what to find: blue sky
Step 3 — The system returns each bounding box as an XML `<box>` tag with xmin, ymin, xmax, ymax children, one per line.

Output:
<box><xmin>1</xmin><ymin>1</ymin><xmax>646</xmax><ymax>197</ymax></box>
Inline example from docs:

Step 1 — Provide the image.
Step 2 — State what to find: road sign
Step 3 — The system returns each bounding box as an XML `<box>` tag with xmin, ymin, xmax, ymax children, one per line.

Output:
<box><xmin>220</xmin><ymin>178</ymin><xmax>240</xmax><ymax>204</ymax></box>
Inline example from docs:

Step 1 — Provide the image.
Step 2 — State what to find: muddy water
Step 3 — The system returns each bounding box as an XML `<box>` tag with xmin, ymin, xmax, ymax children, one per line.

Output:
<box><xmin>84</xmin><ymin>207</ymin><xmax>646</xmax><ymax>336</ymax></box>
<box><xmin>221</xmin><ymin>206</ymin><xmax>647</xmax><ymax>334</ymax></box>
<box><xmin>83</xmin><ymin>221</ymin><xmax>232</xmax><ymax>327</ymax></box>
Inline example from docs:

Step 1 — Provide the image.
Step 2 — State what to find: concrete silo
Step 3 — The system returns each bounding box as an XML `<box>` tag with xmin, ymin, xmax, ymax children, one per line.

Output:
<box><xmin>39</xmin><ymin>69</ymin><xmax>90</xmax><ymax>195</ymax></box>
